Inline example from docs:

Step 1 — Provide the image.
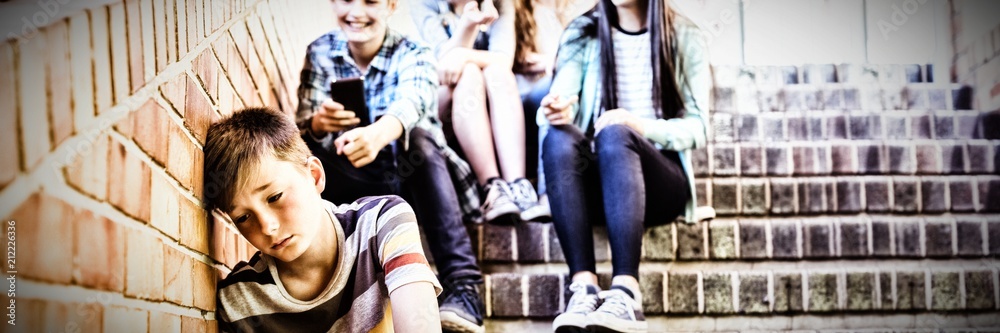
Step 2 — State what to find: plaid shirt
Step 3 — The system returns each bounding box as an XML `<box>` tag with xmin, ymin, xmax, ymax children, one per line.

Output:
<box><xmin>296</xmin><ymin>29</ymin><xmax>481</xmax><ymax>222</ymax></box>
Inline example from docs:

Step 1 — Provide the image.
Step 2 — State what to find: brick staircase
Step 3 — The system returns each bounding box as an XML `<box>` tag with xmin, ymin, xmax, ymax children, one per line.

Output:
<box><xmin>451</xmin><ymin>64</ymin><xmax>1000</xmax><ymax>332</ymax></box>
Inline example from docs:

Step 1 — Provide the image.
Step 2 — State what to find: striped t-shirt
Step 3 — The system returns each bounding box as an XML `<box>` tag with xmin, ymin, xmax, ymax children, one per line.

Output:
<box><xmin>216</xmin><ymin>196</ymin><xmax>442</xmax><ymax>332</ymax></box>
<box><xmin>612</xmin><ymin>26</ymin><xmax>657</xmax><ymax>121</ymax></box>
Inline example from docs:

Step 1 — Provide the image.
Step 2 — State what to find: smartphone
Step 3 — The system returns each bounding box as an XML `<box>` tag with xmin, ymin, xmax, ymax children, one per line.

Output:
<box><xmin>329</xmin><ymin>77</ymin><xmax>370</xmax><ymax>127</ymax></box>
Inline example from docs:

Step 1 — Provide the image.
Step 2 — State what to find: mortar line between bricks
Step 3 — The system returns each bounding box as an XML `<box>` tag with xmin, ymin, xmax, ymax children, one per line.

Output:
<box><xmin>34</xmin><ymin>160</ymin><xmax>217</xmax><ymax>267</ymax></box>
<box><xmin>959</xmin><ymin>268</ymin><xmax>967</xmax><ymax>309</ymax></box>
<box><xmin>982</xmin><ymin>220</ymin><xmax>990</xmax><ymax>256</ymax></box>
<box><xmin>0</xmin><ymin>170</ymin><xmax>40</xmax><ymax>219</ymax></box>
<box><xmin>483</xmin><ymin>259</ymin><xmax>999</xmax><ymax>274</ymax></box>
<box><xmin>0</xmin><ymin>0</ymin><xmax>270</xmax><ymax>216</ymax></box>
<box><xmin>19</xmin><ymin>279</ymin><xmax>214</xmax><ymax>320</ymax></box>
<box><xmin>924</xmin><ymin>270</ymin><xmax>932</xmax><ymax>310</ymax></box>
<box><xmin>107</xmin><ymin>130</ymin><xmax>202</xmax><ymax>208</ymax></box>
<box><xmin>993</xmin><ymin>269</ymin><xmax>999</xmax><ymax>310</ymax></box>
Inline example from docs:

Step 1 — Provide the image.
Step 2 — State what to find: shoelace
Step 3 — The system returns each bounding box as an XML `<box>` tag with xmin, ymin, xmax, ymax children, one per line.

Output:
<box><xmin>596</xmin><ymin>292</ymin><xmax>633</xmax><ymax>318</ymax></box>
<box><xmin>566</xmin><ymin>284</ymin><xmax>598</xmax><ymax>313</ymax></box>
<box><xmin>509</xmin><ymin>180</ymin><xmax>537</xmax><ymax>205</ymax></box>
<box><xmin>447</xmin><ymin>283</ymin><xmax>483</xmax><ymax>317</ymax></box>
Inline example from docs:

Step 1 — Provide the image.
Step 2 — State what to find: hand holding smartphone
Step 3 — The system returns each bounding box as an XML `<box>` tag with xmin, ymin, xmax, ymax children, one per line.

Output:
<box><xmin>329</xmin><ymin>77</ymin><xmax>370</xmax><ymax>127</ymax></box>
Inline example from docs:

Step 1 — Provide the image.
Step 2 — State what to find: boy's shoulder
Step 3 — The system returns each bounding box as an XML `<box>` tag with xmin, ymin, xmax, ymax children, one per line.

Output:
<box><xmin>218</xmin><ymin>252</ymin><xmax>271</xmax><ymax>292</ymax></box>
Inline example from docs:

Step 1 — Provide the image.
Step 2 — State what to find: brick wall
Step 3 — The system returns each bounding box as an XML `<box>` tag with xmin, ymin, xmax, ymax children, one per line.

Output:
<box><xmin>477</xmin><ymin>63</ymin><xmax>1000</xmax><ymax>331</ymax></box>
<box><xmin>0</xmin><ymin>0</ymin><xmax>330</xmax><ymax>331</ymax></box>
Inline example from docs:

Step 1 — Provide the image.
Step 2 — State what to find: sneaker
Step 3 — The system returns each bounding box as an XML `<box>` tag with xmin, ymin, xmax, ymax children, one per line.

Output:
<box><xmin>481</xmin><ymin>178</ymin><xmax>520</xmax><ymax>223</ymax></box>
<box><xmin>439</xmin><ymin>280</ymin><xmax>486</xmax><ymax>333</ymax></box>
<box><xmin>509</xmin><ymin>178</ymin><xmax>551</xmax><ymax>222</ymax></box>
<box><xmin>553</xmin><ymin>282</ymin><xmax>600</xmax><ymax>332</ymax></box>
<box><xmin>587</xmin><ymin>286</ymin><xmax>647</xmax><ymax>333</ymax></box>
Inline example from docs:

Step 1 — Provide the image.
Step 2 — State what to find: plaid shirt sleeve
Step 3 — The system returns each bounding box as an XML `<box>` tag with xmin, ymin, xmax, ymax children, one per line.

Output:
<box><xmin>385</xmin><ymin>45</ymin><xmax>439</xmax><ymax>150</ymax></box>
<box><xmin>296</xmin><ymin>39</ymin><xmax>331</xmax><ymax>137</ymax></box>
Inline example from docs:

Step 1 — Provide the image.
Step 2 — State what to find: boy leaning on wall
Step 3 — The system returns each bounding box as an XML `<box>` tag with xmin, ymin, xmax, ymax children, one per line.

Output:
<box><xmin>203</xmin><ymin>107</ymin><xmax>443</xmax><ymax>332</ymax></box>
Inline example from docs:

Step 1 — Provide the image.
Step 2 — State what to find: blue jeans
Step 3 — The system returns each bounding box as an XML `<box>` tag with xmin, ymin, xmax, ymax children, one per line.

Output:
<box><xmin>542</xmin><ymin>125</ymin><xmax>689</xmax><ymax>279</ymax></box>
<box><xmin>304</xmin><ymin>127</ymin><xmax>482</xmax><ymax>283</ymax></box>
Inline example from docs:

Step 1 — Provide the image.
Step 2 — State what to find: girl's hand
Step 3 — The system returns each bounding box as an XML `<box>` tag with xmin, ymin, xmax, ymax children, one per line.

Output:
<box><xmin>541</xmin><ymin>94</ymin><xmax>579</xmax><ymax>126</ymax></box>
<box><xmin>595</xmin><ymin>109</ymin><xmax>645</xmax><ymax>136</ymax></box>
<box><xmin>437</xmin><ymin>48</ymin><xmax>470</xmax><ymax>86</ymax></box>
<box><xmin>459</xmin><ymin>1</ymin><xmax>498</xmax><ymax>29</ymax></box>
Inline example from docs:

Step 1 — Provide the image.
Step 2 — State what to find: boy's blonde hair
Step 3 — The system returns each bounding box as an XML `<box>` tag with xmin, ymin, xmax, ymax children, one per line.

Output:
<box><xmin>202</xmin><ymin>107</ymin><xmax>312</xmax><ymax>212</ymax></box>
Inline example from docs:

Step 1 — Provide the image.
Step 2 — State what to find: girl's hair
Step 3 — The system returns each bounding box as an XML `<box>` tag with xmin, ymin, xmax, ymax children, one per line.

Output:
<box><xmin>594</xmin><ymin>0</ymin><xmax>687</xmax><ymax>120</ymax></box>
<box><xmin>513</xmin><ymin>0</ymin><xmax>538</xmax><ymax>71</ymax></box>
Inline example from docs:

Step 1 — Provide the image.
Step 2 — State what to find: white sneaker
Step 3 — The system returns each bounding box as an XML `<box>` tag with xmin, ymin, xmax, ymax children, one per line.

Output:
<box><xmin>553</xmin><ymin>282</ymin><xmax>600</xmax><ymax>332</ymax></box>
<box><xmin>587</xmin><ymin>287</ymin><xmax>647</xmax><ymax>333</ymax></box>
<box><xmin>509</xmin><ymin>179</ymin><xmax>551</xmax><ymax>222</ymax></box>
<box><xmin>481</xmin><ymin>179</ymin><xmax>520</xmax><ymax>223</ymax></box>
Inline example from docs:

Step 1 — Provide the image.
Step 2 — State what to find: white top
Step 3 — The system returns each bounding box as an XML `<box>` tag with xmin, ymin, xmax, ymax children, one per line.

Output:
<box><xmin>612</xmin><ymin>26</ymin><xmax>657</xmax><ymax>121</ymax></box>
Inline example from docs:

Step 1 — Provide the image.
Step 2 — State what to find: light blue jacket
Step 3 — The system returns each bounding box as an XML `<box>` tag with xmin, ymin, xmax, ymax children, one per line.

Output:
<box><xmin>537</xmin><ymin>13</ymin><xmax>710</xmax><ymax>223</ymax></box>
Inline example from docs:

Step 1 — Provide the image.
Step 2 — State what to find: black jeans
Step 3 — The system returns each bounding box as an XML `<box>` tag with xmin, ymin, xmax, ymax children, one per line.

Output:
<box><xmin>542</xmin><ymin>125</ymin><xmax>689</xmax><ymax>279</ymax></box>
<box><xmin>304</xmin><ymin>127</ymin><xmax>482</xmax><ymax>283</ymax></box>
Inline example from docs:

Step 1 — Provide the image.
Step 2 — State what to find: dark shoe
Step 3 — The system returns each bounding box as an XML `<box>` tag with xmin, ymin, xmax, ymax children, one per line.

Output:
<box><xmin>440</xmin><ymin>279</ymin><xmax>485</xmax><ymax>333</ymax></box>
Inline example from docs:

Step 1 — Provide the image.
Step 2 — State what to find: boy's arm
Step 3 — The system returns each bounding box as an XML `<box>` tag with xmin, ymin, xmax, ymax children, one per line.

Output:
<box><xmin>383</xmin><ymin>46</ymin><xmax>438</xmax><ymax>150</ymax></box>
<box><xmin>390</xmin><ymin>281</ymin><xmax>443</xmax><ymax>332</ymax></box>
<box><xmin>296</xmin><ymin>40</ymin><xmax>329</xmax><ymax>136</ymax></box>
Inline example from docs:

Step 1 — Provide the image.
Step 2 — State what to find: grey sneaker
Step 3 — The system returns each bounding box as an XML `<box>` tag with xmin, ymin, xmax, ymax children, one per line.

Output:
<box><xmin>439</xmin><ymin>280</ymin><xmax>485</xmax><ymax>333</ymax></box>
<box><xmin>587</xmin><ymin>286</ymin><xmax>647</xmax><ymax>333</ymax></box>
<box><xmin>509</xmin><ymin>178</ymin><xmax>551</xmax><ymax>222</ymax></box>
<box><xmin>481</xmin><ymin>178</ymin><xmax>520</xmax><ymax>223</ymax></box>
<box><xmin>553</xmin><ymin>282</ymin><xmax>600</xmax><ymax>332</ymax></box>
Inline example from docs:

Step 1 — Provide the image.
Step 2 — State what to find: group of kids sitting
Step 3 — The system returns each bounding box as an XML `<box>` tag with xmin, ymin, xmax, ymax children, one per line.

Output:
<box><xmin>206</xmin><ymin>0</ymin><xmax>709</xmax><ymax>332</ymax></box>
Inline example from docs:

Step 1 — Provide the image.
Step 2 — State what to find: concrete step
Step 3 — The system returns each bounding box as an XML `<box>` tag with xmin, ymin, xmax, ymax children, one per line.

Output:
<box><xmin>454</xmin><ymin>214</ymin><xmax>1000</xmax><ymax>265</ymax></box>
<box><xmin>476</xmin><ymin>261</ymin><xmax>1000</xmax><ymax>319</ymax></box>
<box><xmin>484</xmin><ymin>313</ymin><xmax>1000</xmax><ymax>332</ymax></box>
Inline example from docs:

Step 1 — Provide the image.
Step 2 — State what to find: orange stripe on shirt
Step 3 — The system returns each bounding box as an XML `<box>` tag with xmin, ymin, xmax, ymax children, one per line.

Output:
<box><xmin>383</xmin><ymin>253</ymin><xmax>429</xmax><ymax>275</ymax></box>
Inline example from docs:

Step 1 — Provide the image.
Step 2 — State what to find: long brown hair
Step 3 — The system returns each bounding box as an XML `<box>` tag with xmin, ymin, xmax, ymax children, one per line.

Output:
<box><xmin>513</xmin><ymin>0</ymin><xmax>538</xmax><ymax>71</ymax></box>
<box><xmin>595</xmin><ymin>0</ymin><xmax>686</xmax><ymax>119</ymax></box>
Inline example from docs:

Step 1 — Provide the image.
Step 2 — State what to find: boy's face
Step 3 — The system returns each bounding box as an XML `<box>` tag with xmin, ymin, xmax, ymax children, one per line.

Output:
<box><xmin>224</xmin><ymin>155</ymin><xmax>328</xmax><ymax>263</ymax></box>
<box><xmin>332</xmin><ymin>0</ymin><xmax>396</xmax><ymax>46</ymax></box>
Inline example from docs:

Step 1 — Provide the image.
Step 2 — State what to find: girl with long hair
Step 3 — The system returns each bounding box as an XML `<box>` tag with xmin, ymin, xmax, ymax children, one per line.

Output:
<box><xmin>539</xmin><ymin>0</ymin><xmax>709</xmax><ymax>331</ymax></box>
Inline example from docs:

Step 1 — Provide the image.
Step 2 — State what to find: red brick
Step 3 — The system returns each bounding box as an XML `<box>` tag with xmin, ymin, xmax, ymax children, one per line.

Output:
<box><xmin>185</xmin><ymin>71</ymin><xmax>215</xmax><ymax>144</ymax></box>
<box><xmin>10</xmin><ymin>193</ymin><xmax>75</xmax><ymax>284</ymax></box>
<box><xmin>46</xmin><ymin>20</ymin><xmax>74</xmax><ymax>147</ymax></box>
<box><xmin>18</xmin><ymin>27</ymin><xmax>52</xmax><ymax>170</ymax></box>
<box><xmin>73</xmin><ymin>210</ymin><xmax>125</xmax><ymax>292</ymax></box>
<box><xmin>140</xmin><ymin>0</ymin><xmax>155</xmax><ymax>79</ymax></box>
<box><xmin>45</xmin><ymin>301</ymin><xmax>104</xmax><ymax>333</ymax></box>
<box><xmin>125</xmin><ymin>0</ymin><xmax>145</xmax><ymax>92</ymax></box>
<box><xmin>195</xmin><ymin>0</ymin><xmax>206</xmax><ymax>39</ymax></box>
<box><xmin>218</xmin><ymin>74</ymin><xmax>240</xmax><ymax>115</ymax></box>
<box><xmin>160</xmin><ymin>73</ymin><xmax>188</xmax><ymax>112</ymax></box>
<box><xmin>125</xmin><ymin>228</ymin><xmax>164</xmax><ymax>301</ymax></box>
<box><xmin>175</xmin><ymin>0</ymin><xmax>187</xmax><ymax>57</ymax></box>
<box><xmin>165</xmin><ymin>0</ymin><xmax>178</xmax><ymax>64</ymax></box>
<box><xmin>152</xmin><ymin>0</ymin><xmax>168</xmax><ymax>72</ymax></box>
<box><xmin>187</xmin><ymin>0</ymin><xmax>199</xmax><ymax>49</ymax></box>
<box><xmin>104</xmin><ymin>306</ymin><xmax>148</xmax><ymax>333</ymax></box>
<box><xmin>19</xmin><ymin>299</ymin><xmax>47</xmax><ymax>329</ymax></box>
<box><xmin>132</xmin><ymin>99</ymin><xmax>171</xmax><ymax>165</ymax></box>
<box><xmin>114</xmin><ymin>111</ymin><xmax>135</xmax><ymax>139</ymax></box>
<box><xmin>150</xmin><ymin>311</ymin><xmax>182</xmax><ymax>333</ymax></box>
<box><xmin>181</xmin><ymin>316</ymin><xmax>208</xmax><ymax>333</ymax></box>
<box><xmin>192</xmin><ymin>260</ymin><xmax>217</xmax><ymax>311</ymax></box>
<box><xmin>107</xmin><ymin>140</ymin><xmax>152</xmax><ymax>222</ymax></box>
<box><xmin>0</xmin><ymin>42</ymin><xmax>19</xmax><ymax>189</ymax></box>
<box><xmin>109</xmin><ymin>2</ymin><xmax>131</xmax><ymax>103</ymax></box>
<box><xmin>229</xmin><ymin>23</ymin><xmax>251</xmax><ymax>67</ymax></box>
<box><xmin>180</xmin><ymin>197</ymin><xmax>210</xmax><ymax>254</ymax></box>
<box><xmin>192</xmin><ymin>141</ymin><xmax>205</xmax><ymax>199</ymax></box>
<box><xmin>209</xmin><ymin>212</ymin><xmax>229</xmax><ymax>265</ymax></box>
<box><xmin>193</xmin><ymin>49</ymin><xmax>219</xmax><ymax>103</ymax></box>
<box><xmin>91</xmin><ymin>6</ymin><xmax>114</xmax><ymax>113</ymax></box>
<box><xmin>70</xmin><ymin>12</ymin><xmax>96</xmax><ymax>130</ymax></box>
<box><xmin>163</xmin><ymin>245</ymin><xmax>194</xmax><ymax>307</ymax></box>
<box><xmin>166</xmin><ymin>123</ymin><xmax>195</xmax><ymax>189</ymax></box>
<box><xmin>64</xmin><ymin>134</ymin><xmax>110</xmax><ymax>201</ymax></box>
<box><xmin>150</xmin><ymin>173</ymin><xmax>181</xmax><ymax>239</ymax></box>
